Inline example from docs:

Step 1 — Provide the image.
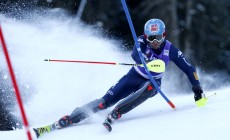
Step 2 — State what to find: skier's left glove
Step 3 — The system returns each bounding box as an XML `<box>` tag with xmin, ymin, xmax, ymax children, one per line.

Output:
<box><xmin>192</xmin><ymin>85</ymin><xmax>207</xmax><ymax>107</ymax></box>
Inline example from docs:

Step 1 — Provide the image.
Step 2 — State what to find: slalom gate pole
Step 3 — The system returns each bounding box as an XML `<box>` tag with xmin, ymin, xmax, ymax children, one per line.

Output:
<box><xmin>0</xmin><ymin>26</ymin><xmax>33</xmax><ymax>140</ymax></box>
<box><xmin>121</xmin><ymin>0</ymin><xmax>175</xmax><ymax>109</ymax></box>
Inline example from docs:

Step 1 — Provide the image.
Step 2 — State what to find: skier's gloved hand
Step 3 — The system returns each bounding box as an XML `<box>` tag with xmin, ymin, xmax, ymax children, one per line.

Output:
<box><xmin>192</xmin><ymin>85</ymin><xmax>207</xmax><ymax>107</ymax></box>
<box><xmin>193</xmin><ymin>85</ymin><xmax>203</xmax><ymax>101</ymax></box>
<box><xmin>145</xmin><ymin>60</ymin><xmax>165</xmax><ymax>73</ymax></box>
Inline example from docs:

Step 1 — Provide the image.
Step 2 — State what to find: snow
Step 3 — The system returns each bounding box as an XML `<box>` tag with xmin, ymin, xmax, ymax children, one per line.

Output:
<box><xmin>1</xmin><ymin>12</ymin><xmax>230</xmax><ymax>140</ymax></box>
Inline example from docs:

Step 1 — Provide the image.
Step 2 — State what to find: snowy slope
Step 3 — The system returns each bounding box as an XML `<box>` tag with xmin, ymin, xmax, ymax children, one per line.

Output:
<box><xmin>0</xmin><ymin>12</ymin><xmax>230</xmax><ymax>140</ymax></box>
<box><xmin>0</xmin><ymin>88</ymin><xmax>229</xmax><ymax>140</ymax></box>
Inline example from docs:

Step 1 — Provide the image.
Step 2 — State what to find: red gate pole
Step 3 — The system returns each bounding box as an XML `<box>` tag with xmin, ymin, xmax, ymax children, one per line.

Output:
<box><xmin>0</xmin><ymin>25</ymin><xmax>33</xmax><ymax>140</ymax></box>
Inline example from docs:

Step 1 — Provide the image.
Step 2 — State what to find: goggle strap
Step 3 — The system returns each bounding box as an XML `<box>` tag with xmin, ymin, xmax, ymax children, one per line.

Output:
<box><xmin>163</xmin><ymin>32</ymin><xmax>166</xmax><ymax>37</ymax></box>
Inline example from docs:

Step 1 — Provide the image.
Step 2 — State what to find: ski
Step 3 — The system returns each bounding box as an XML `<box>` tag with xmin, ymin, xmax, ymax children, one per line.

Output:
<box><xmin>33</xmin><ymin>123</ymin><xmax>57</xmax><ymax>138</ymax></box>
<box><xmin>102</xmin><ymin>118</ymin><xmax>112</xmax><ymax>132</ymax></box>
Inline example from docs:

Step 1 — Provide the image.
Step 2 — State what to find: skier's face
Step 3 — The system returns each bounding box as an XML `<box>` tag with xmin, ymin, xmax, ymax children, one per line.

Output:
<box><xmin>149</xmin><ymin>41</ymin><xmax>161</xmax><ymax>49</ymax></box>
<box><xmin>146</xmin><ymin>34</ymin><xmax>165</xmax><ymax>49</ymax></box>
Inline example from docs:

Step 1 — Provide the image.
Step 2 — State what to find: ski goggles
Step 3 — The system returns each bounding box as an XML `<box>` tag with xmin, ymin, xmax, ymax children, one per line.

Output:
<box><xmin>146</xmin><ymin>34</ymin><xmax>164</xmax><ymax>43</ymax></box>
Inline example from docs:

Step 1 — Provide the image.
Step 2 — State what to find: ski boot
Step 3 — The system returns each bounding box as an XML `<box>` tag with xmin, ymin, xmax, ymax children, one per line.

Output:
<box><xmin>103</xmin><ymin>109</ymin><xmax>121</xmax><ymax>132</ymax></box>
<box><xmin>33</xmin><ymin>115</ymin><xmax>72</xmax><ymax>138</ymax></box>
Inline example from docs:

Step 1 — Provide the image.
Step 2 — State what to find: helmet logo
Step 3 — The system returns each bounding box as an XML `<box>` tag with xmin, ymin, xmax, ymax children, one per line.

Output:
<box><xmin>151</xmin><ymin>24</ymin><xmax>158</xmax><ymax>32</ymax></box>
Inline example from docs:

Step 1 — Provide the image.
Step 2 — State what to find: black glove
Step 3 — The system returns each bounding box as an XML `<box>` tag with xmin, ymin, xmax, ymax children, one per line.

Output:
<box><xmin>192</xmin><ymin>85</ymin><xmax>203</xmax><ymax>101</ymax></box>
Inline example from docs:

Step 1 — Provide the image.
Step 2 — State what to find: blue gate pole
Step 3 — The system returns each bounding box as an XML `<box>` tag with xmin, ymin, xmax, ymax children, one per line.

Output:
<box><xmin>121</xmin><ymin>0</ymin><xmax>175</xmax><ymax>109</ymax></box>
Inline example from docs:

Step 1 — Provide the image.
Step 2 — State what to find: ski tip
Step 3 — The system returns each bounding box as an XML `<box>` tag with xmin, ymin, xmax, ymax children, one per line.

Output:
<box><xmin>103</xmin><ymin>122</ymin><xmax>112</xmax><ymax>132</ymax></box>
<box><xmin>33</xmin><ymin>128</ymin><xmax>40</xmax><ymax>138</ymax></box>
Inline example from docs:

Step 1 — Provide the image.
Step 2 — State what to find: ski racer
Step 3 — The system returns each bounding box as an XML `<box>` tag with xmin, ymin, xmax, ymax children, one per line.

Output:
<box><xmin>33</xmin><ymin>18</ymin><xmax>207</xmax><ymax>137</ymax></box>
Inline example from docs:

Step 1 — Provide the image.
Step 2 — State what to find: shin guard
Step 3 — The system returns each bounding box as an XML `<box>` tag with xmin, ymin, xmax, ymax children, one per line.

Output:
<box><xmin>114</xmin><ymin>81</ymin><xmax>154</xmax><ymax>115</ymax></box>
<box><xmin>70</xmin><ymin>98</ymin><xmax>107</xmax><ymax>124</ymax></box>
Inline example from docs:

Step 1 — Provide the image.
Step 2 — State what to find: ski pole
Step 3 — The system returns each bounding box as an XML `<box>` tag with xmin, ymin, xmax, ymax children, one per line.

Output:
<box><xmin>45</xmin><ymin>59</ymin><xmax>139</xmax><ymax>66</ymax></box>
<box><xmin>44</xmin><ymin>59</ymin><xmax>166</xmax><ymax>73</ymax></box>
<box><xmin>206</xmin><ymin>93</ymin><xmax>217</xmax><ymax>99</ymax></box>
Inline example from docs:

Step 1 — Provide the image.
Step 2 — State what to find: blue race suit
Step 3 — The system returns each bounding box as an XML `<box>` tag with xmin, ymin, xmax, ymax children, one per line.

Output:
<box><xmin>102</xmin><ymin>35</ymin><xmax>200</xmax><ymax>107</ymax></box>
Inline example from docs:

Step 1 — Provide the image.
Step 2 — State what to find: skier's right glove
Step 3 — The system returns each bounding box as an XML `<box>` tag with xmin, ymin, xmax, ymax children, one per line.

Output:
<box><xmin>192</xmin><ymin>85</ymin><xmax>207</xmax><ymax>107</ymax></box>
<box><xmin>146</xmin><ymin>59</ymin><xmax>165</xmax><ymax>73</ymax></box>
